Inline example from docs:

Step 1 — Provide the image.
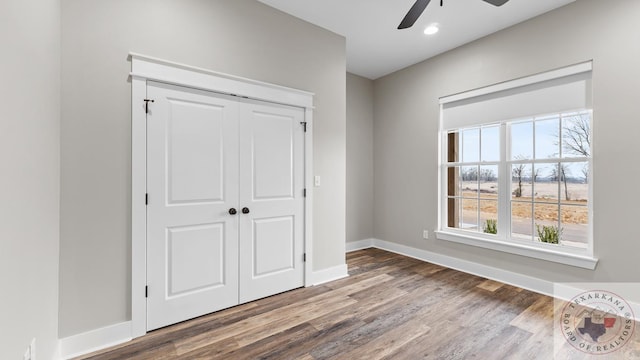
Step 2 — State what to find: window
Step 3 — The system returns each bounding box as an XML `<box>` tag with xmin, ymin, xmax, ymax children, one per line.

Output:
<box><xmin>446</xmin><ymin>112</ymin><xmax>590</xmax><ymax>245</ymax></box>
<box><xmin>437</xmin><ymin>62</ymin><xmax>596</xmax><ymax>269</ymax></box>
<box><xmin>446</xmin><ymin>125</ymin><xmax>500</xmax><ymax>234</ymax></box>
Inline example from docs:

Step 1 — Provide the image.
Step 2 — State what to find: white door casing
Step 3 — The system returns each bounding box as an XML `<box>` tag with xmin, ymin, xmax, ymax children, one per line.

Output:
<box><xmin>130</xmin><ymin>53</ymin><xmax>315</xmax><ymax>338</ymax></box>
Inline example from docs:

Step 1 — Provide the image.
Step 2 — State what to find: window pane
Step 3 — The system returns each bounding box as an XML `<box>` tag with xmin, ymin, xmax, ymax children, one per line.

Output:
<box><xmin>461</xmin><ymin>128</ymin><xmax>480</xmax><ymax>163</ymax></box>
<box><xmin>461</xmin><ymin>166</ymin><xmax>478</xmax><ymax>196</ymax></box>
<box><xmin>481</xmin><ymin>125</ymin><xmax>500</xmax><ymax>162</ymax></box>
<box><xmin>511</xmin><ymin>201</ymin><xmax>533</xmax><ymax>240</ymax></box>
<box><xmin>534</xmin><ymin>203</ymin><xmax>560</xmax><ymax>244</ymax></box>
<box><xmin>535</xmin><ymin>117</ymin><xmax>559</xmax><ymax>159</ymax></box>
<box><xmin>511</xmin><ymin>163</ymin><xmax>532</xmax><ymax>200</ymax></box>
<box><xmin>533</xmin><ymin>163</ymin><xmax>558</xmax><ymax>203</ymax></box>
<box><xmin>480</xmin><ymin>200</ymin><xmax>498</xmax><ymax>235</ymax></box>
<box><xmin>511</xmin><ymin>121</ymin><xmax>533</xmax><ymax>160</ymax></box>
<box><xmin>461</xmin><ymin>198</ymin><xmax>478</xmax><ymax>231</ymax></box>
<box><xmin>560</xmin><ymin>205</ymin><xmax>588</xmax><ymax>249</ymax></box>
<box><xmin>479</xmin><ymin>165</ymin><xmax>498</xmax><ymax>199</ymax></box>
<box><xmin>534</xmin><ymin>203</ymin><xmax>559</xmax><ymax>226</ymax></box>
<box><xmin>560</xmin><ymin>162</ymin><xmax>589</xmax><ymax>203</ymax></box>
<box><xmin>562</xmin><ymin>113</ymin><xmax>591</xmax><ymax>158</ymax></box>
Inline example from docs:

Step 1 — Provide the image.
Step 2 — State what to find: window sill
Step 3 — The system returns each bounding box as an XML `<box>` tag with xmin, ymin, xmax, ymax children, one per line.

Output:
<box><xmin>434</xmin><ymin>230</ymin><xmax>598</xmax><ymax>270</ymax></box>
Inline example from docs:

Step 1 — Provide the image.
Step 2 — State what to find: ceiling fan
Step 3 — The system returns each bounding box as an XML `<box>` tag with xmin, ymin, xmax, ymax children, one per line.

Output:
<box><xmin>398</xmin><ymin>0</ymin><xmax>510</xmax><ymax>29</ymax></box>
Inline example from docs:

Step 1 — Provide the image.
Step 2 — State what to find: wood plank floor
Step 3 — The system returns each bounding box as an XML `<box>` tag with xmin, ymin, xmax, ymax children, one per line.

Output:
<box><xmin>78</xmin><ymin>249</ymin><xmax>640</xmax><ymax>359</ymax></box>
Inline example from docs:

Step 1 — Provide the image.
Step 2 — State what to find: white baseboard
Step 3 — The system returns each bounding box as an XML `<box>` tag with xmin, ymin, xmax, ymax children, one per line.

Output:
<box><xmin>370</xmin><ymin>238</ymin><xmax>553</xmax><ymax>296</ymax></box>
<box><xmin>59</xmin><ymin>321</ymin><xmax>132</xmax><ymax>360</ymax></box>
<box><xmin>58</xmin><ymin>265</ymin><xmax>345</xmax><ymax>359</ymax></box>
<box><xmin>346</xmin><ymin>238</ymin><xmax>375</xmax><ymax>252</ymax></box>
<box><xmin>354</xmin><ymin>238</ymin><xmax>640</xmax><ymax>322</ymax></box>
<box><xmin>308</xmin><ymin>264</ymin><xmax>349</xmax><ymax>286</ymax></box>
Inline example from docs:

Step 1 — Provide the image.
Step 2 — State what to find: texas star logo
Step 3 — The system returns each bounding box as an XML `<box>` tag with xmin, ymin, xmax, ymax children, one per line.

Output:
<box><xmin>560</xmin><ymin>290</ymin><xmax>634</xmax><ymax>355</ymax></box>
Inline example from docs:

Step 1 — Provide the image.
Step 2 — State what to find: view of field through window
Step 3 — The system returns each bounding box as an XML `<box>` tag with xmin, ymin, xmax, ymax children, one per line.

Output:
<box><xmin>447</xmin><ymin>112</ymin><xmax>590</xmax><ymax>249</ymax></box>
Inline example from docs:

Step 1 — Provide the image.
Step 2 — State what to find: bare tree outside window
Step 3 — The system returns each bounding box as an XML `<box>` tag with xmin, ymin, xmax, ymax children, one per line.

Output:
<box><xmin>533</xmin><ymin>167</ymin><xmax>541</xmax><ymax>183</ymax></box>
<box><xmin>512</xmin><ymin>156</ymin><xmax>528</xmax><ymax>198</ymax></box>
<box><xmin>563</xmin><ymin>114</ymin><xmax>591</xmax><ymax>157</ymax></box>
<box><xmin>551</xmin><ymin>113</ymin><xmax>591</xmax><ymax>198</ymax></box>
<box><xmin>462</xmin><ymin>167</ymin><xmax>478</xmax><ymax>182</ymax></box>
<box><xmin>480</xmin><ymin>168</ymin><xmax>496</xmax><ymax>182</ymax></box>
<box><xmin>581</xmin><ymin>164</ymin><xmax>589</xmax><ymax>184</ymax></box>
<box><xmin>551</xmin><ymin>163</ymin><xmax>572</xmax><ymax>200</ymax></box>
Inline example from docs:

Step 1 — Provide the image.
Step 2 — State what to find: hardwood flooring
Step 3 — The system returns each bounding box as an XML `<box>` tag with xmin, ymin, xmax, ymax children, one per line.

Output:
<box><xmin>78</xmin><ymin>249</ymin><xmax>640</xmax><ymax>359</ymax></box>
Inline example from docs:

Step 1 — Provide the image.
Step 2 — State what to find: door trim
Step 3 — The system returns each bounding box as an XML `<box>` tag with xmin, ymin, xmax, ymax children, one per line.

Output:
<box><xmin>129</xmin><ymin>53</ymin><xmax>314</xmax><ymax>338</ymax></box>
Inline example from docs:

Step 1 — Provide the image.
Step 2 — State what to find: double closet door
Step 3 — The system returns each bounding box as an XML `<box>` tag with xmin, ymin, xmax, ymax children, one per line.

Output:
<box><xmin>145</xmin><ymin>81</ymin><xmax>305</xmax><ymax>331</ymax></box>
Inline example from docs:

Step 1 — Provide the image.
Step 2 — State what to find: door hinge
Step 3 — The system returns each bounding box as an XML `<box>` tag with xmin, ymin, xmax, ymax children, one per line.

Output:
<box><xmin>145</xmin><ymin>286</ymin><xmax>148</xmax><ymax>298</ymax></box>
<box><xmin>144</xmin><ymin>99</ymin><xmax>155</xmax><ymax>114</ymax></box>
<box><xmin>145</xmin><ymin>193</ymin><xmax>148</xmax><ymax>205</ymax></box>
<box><xmin>303</xmin><ymin>253</ymin><xmax>307</xmax><ymax>262</ymax></box>
<box><xmin>303</xmin><ymin>188</ymin><xmax>306</xmax><ymax>197</ymax></box>
<box><xmin>300</xmin><ymin>121</ymin><xmax>307</xmax><ymax>132</ymax></box>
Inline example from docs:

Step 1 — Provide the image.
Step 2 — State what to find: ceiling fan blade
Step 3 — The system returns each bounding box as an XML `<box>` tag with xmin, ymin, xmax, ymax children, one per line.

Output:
<box><xmin>482</xmin><ymin>0</ymin><xmax>509</xmax><ymax>6</ymax></box>
<box><xmin>398</xmin><ymin>0</ymin><xmax>432</xmax><ymax>29</ymax></box>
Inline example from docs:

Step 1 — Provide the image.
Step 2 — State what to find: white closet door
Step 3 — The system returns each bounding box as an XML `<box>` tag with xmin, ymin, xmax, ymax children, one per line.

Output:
<box><xmin>146</xmin><ymin>81</ymin><xmax>239</xmax><ymax>331</ymax></box>
<box><xmin>238</xmin><ymin>101</ymin><xmax>305</xmax><ymax>303</ymax></box>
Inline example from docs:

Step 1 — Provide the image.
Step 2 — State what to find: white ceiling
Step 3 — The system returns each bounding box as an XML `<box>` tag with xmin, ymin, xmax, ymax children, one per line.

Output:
<box><xmin>257</xmin><ymin>0</ymin><xmax>575</xmax><ymax>79</ymax></box>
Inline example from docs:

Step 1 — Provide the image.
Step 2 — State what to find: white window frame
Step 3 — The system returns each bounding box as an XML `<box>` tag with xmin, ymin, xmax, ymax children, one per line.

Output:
<box><xmin>436</xmin><ymin>62</ymin><xmax>598</xmax><ymax>270</ymax></box>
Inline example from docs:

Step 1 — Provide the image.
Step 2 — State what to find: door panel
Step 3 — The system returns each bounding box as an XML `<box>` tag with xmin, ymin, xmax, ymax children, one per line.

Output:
<box><xmin>239</xmin><ymin>102</ymin><xmax>305</xmax><ymax>303</ymax></box>
<box><xmin>147</xmin><ymin>81</ymin><xmax>239</xmax><ymax>331</ymax></box>
<box><xmin>167</xmin><ymin>99</ymin><xmax>225</xmax><ymax>204</ymax></box>
<box><xmin>167</xmin><ymin>223</ymin><xmax>225</xmax><ymax>296</ymax></box>
<box><xmin>253</xmin><ymin>216</ymin><xmax>295</xmax><ymax>276</ymax></box>
<box><xmin>251</xmin><ymin>113</ymin><xmax>295</xmax><ymax>199</ymax></box>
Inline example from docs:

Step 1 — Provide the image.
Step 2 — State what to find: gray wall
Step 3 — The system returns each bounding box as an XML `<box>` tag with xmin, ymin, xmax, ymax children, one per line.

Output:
<box><xmin>373</xmin><ymin>0</ymin><xmax>640</xmax><ymax>290</ymax></box>
<box><xmin>346</xmin><ymin>73</ymin><xmax>374</xmax><ymax>243</ymax></box>
<box><xmin>60</xmin><ymin>0</ymin><xmax>346</xmax><ymax>337</ymax></box>
<box><xmin>0</xmin><ymin>0</ymin><xmax>61</xmax><ymax>358</ymax></box>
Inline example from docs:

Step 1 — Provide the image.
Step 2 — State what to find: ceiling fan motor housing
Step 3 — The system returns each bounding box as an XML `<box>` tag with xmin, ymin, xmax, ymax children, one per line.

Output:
<box><xmin>398</xmin><ymin>0</ymin><xmax>509</xmax><ymax>30</ymax></box>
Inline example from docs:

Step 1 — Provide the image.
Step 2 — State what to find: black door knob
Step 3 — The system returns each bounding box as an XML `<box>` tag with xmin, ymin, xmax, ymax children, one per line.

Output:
<box><xmin>228</xmin><ymin>208</ymin><xmax>237</xmax><ymax>215</ymax></box>
<box><xmin>242</xmin><ymin>207</ymin><xmax>250</xmax><ymax>214</ymax></box>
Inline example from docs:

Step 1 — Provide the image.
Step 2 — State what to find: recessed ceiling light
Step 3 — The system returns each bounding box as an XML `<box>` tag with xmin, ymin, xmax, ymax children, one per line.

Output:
<box><xmin>424</xmin><ymin>24</ymin><xmax>439</xmax><ymax>35</ymax></box>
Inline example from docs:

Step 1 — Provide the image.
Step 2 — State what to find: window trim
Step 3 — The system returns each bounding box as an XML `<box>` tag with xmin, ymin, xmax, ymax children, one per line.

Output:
<box><xmin>434</xmin><ymin>230</ymin><xmax>598</xmax><ymax>270</ymax></box>
<box><xmin>437</xmin><ymin>62</ymin><xmax>597</xmax><ymax>270</ymax></box>
<box><xmin>439</xmin><ymin>61</ymin><xmax>592</xmax><ymax>105</ymax></box>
